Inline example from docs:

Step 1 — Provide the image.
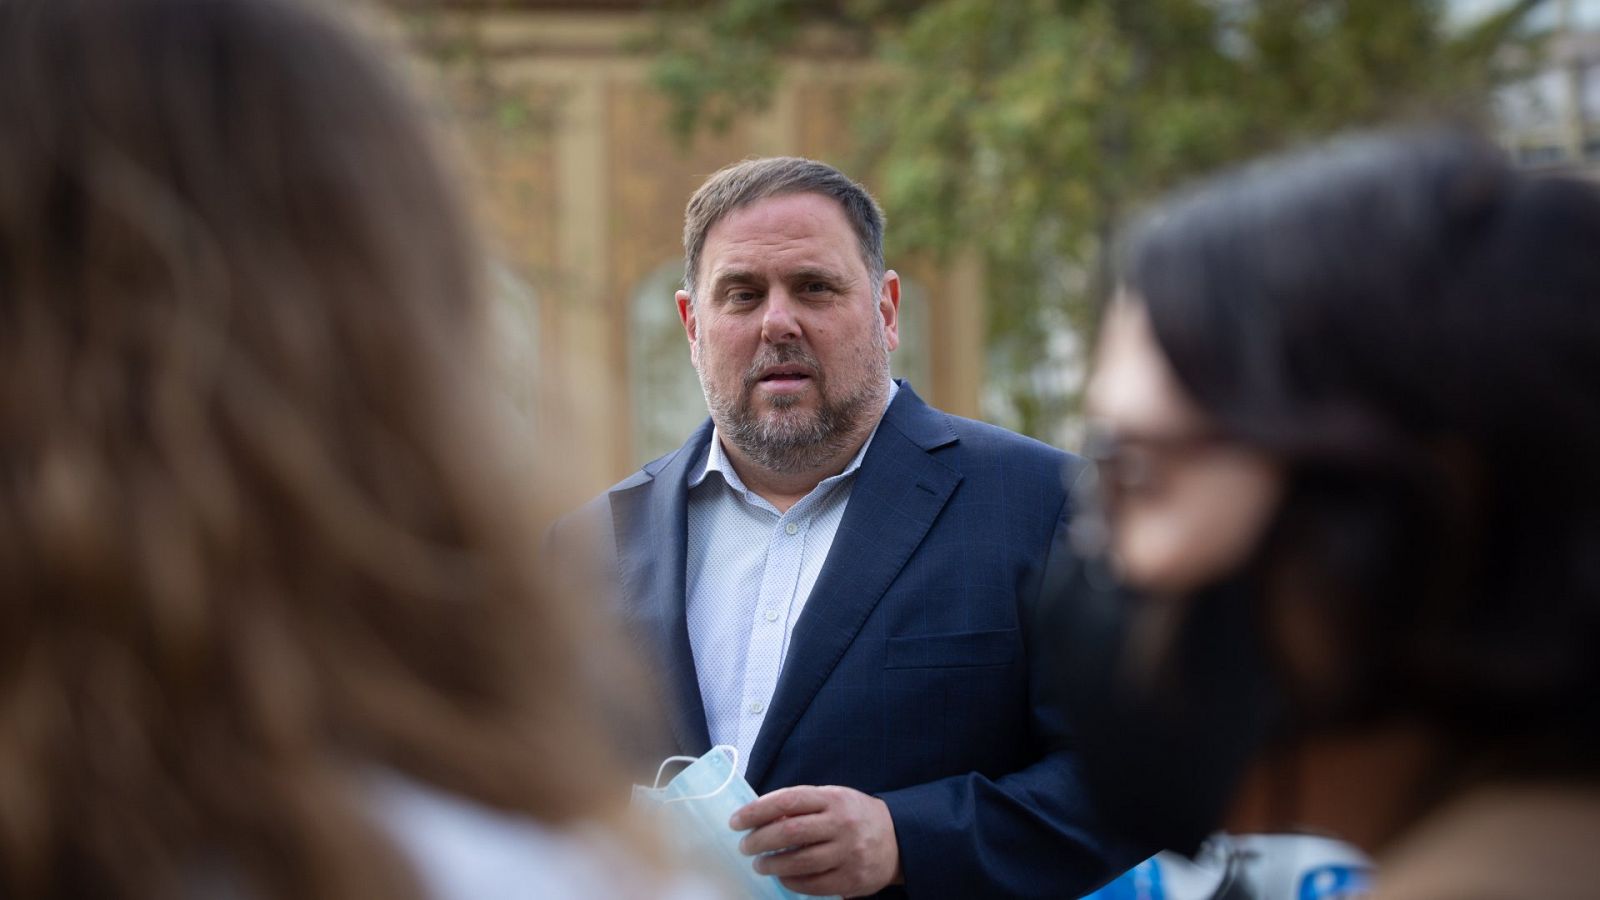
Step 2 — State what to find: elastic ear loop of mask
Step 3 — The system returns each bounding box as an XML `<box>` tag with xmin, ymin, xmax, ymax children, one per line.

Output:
<box><xmin>655</xmin><ymin>745</ymin><xmax>741</xmax><ymax>804</ymax></box>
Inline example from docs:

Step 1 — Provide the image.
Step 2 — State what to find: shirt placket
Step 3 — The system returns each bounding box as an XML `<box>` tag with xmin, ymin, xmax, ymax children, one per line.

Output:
<box><xmin>736</xmin><ymin>510</ymin><xmax>807</xmax><ymax>756</ymax></box>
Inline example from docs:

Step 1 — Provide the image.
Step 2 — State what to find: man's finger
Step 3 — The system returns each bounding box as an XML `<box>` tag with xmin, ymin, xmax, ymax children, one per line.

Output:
<box><xmin>730</xmin><ymin>785</ymin><xmax>829</xmax><ymax>830</ymax></box>
<box><xmin>740</xmin><ymin>811</ymin><xmax>836</xmax><ymax>856</ymax></box>
<box><xmin>752</xmin><ymin>842</ymin><xmax>839</xmax><ymax>878</ymax></box>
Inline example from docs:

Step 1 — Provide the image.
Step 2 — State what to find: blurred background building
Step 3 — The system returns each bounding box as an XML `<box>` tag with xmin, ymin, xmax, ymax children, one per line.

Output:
<box><xmin>398</xmin><ymin>1</ymin><xmax>976</xmax><ymax>507</ymax></box>
<box><xmin>389</xmin><ymin>0</ymin><xmax>1586</xmax><ymax>507</ymax></box>
<box><xmin>1481</xmin><ymin>0</ymin><xmax>1600</xmax><ymax>170</ymax></box>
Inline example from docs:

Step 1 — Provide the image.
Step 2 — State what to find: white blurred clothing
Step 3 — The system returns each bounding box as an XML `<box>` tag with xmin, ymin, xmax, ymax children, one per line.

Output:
<box><xmin>371</xmin><ymin>773</ymin><xmax>725</xmax><ymax>900</ymax></box>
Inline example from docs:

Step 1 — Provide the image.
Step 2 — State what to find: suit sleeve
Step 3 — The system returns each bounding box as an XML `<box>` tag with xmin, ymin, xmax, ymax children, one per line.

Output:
<box><xmin>875</xmin><ymin>503</ymin><xmax>1152</xmax><ymax>899</ymax></box>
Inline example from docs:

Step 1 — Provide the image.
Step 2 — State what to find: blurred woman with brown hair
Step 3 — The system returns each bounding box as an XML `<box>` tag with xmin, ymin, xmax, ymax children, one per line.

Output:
<box><xmin>0</xmin><ymin>0</ymin><xmax>700</xmax><ymax>896</ymax></box>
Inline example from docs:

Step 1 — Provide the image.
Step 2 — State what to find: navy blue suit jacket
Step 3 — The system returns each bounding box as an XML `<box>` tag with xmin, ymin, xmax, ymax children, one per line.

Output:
<box><xmin>602</xmin><ymin>383</ymin><xmax>1132</xmax><ymax>898</ymax></box>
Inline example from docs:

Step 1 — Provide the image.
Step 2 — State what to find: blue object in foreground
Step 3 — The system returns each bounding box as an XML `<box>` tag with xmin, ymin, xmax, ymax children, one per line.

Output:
<box><xmin>1082</xmin><ymin>833</ymin><xmax>1373</xmax><ymax>900</ymax></box>
<box><xmin>1083</xmin><ymin>857</ymin><xmax>1166</xmax><ymax>900</ymax></box>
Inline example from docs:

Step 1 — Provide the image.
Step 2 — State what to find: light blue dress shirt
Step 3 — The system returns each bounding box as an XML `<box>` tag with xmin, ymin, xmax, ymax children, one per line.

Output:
<box><xmin>685</xmin><ymin>381</ymin><xmax>898</xmax><ymax>775</ymax></box>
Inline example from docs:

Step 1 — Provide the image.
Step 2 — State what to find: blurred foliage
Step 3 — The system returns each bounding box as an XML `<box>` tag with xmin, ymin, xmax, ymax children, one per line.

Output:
<box><xmin>648</xmin><ymin>0</ymin><xmax>1547</xmax><ymax>440</ymax></box>
<box><xmin>399</xmin><ymin>6</ymin><xmax>558</xmax><ymax>140</ymax></box>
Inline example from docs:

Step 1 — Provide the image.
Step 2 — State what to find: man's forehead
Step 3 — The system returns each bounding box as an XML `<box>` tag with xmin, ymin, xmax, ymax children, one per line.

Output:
<box><xmin>705</xmin><ymin>257</ymin><xmax>855</xmax><ymax>285</ymax></box>
<box><xmin>704</xmin><ymin>193</ymin><xmax>856</xmax><ymax>248</ymax></box>
<box><xmin>700</xmin><ymin>194</ymin><xmax>865</xmax><ymax>277</ymax></box>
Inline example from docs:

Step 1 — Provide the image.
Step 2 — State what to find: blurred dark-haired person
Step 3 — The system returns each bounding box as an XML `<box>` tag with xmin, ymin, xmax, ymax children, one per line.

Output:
<box><xmin>1057</xmin><ymin>127</ymin><xmax>1600</xmax><ymax>899</ymax></box>
<box><xmin>0</xmin><ymin>0</ymin><xmax>717</xmax><ymax>897</ymax></box>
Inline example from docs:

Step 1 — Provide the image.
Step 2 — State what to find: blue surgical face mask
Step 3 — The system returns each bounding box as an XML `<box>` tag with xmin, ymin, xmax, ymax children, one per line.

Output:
<box><xmin>633</xmin><ymin>746</ymin><xmax>839</xmax><ymax>900</ymax></box>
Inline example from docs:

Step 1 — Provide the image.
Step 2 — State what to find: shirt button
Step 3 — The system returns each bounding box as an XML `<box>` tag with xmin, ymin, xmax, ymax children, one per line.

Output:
<box><xmin>764</xmin><ymin>609</ymin><xmax>779</xmax><ymax>622</ymax></box>
<box><xmin>784</xmin><ymin>523</ymin><xmax>798</xmax><ymax>535</ymax></box>
<box><xmin>748</xmin><ymin>701</ymin><xmax>764</xmax><ymax>715</ymax></box>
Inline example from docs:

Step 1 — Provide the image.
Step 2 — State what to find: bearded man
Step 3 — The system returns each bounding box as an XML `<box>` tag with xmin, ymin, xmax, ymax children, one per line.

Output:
<box><xmin>591</xmin><ymin>158</ymin><xmax>1134</xmax><ymax>898</ymax></box>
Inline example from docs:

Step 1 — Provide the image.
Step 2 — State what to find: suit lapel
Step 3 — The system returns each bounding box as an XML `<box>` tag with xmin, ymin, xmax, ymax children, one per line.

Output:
<box><xmin>609</xmin><ymin>422</ymin><xmax>714</xmax><ymax>756</ymax></box>
<box><xmin>744</xmin><ymin>385</ymin><xmax>962</xmax><ymax>787</ymax></box>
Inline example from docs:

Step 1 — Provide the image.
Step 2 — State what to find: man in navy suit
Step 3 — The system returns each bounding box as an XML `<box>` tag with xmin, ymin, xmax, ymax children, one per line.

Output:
<box><xmin>599</xmin><ymin>158</ymin><xmax>1132</xmax><ymax>898</ymax></box>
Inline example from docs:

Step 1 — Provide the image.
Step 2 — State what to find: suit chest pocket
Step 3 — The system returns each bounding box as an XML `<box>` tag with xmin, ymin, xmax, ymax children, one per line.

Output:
<box><xmin>883</xmin><ymin>628</ymin><xmax>1017</xmax><ymax>669</ymax></box>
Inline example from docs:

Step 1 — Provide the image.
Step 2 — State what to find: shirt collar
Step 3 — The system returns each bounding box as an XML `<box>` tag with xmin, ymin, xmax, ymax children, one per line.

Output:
<box><xmin>690</xmin><ymin>379</ymin><xmax>900</xmax><ymax>492</ymax></box>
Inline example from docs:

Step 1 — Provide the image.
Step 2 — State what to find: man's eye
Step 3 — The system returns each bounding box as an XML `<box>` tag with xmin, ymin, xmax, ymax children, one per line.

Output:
<box><xmin>728</xmin><ymin>290</ymin><xmax>760</xmax><ymax>304</ymax></box>
<box><xmin>802</xmin><ymin>282</ymin><xmax>830</xmax><ymax>294</ymax></box>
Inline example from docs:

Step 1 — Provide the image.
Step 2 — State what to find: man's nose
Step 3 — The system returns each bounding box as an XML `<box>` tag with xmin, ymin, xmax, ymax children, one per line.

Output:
<box><xmin>760</xmin><ymin>288</ymin><xmax>802</xmax><ymax>343</ymax></box>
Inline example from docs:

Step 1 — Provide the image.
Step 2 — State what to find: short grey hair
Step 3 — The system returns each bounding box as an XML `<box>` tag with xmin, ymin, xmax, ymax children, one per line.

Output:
<box><xmin>681</xmin><ymin>156</ymin><xmax>886</xmax><ymax>301</ymax></box>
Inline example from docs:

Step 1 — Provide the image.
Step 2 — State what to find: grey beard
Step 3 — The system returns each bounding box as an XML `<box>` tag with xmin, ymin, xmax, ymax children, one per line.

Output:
<box><xmin>702</xmin><ymin>344</ymin><xmax>887</xmax><ymax>476</ymax></box>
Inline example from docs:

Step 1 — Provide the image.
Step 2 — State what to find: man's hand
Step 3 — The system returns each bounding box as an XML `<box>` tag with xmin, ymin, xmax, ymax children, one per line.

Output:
<box><xmin>730</xmin><ymin>784</ymin><xmax>902</xmax><ymax>897</ymax></box>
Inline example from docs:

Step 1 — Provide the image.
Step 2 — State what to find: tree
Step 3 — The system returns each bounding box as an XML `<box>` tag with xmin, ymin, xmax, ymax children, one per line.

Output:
<box><xmin>649</xmin><ymin>0</ymin><xmax>1545</xmax><ymax>440</ymax></box>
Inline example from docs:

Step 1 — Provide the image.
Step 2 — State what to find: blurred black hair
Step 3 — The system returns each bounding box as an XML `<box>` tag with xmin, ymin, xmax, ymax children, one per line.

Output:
<box><xmin>1120</xmin><ymin>127</ymin><xmax>1600</xmax><ymax>780</ymax></box>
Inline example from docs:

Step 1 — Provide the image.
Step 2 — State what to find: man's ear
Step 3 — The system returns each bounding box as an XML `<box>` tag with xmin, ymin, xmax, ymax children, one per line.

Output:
<box><xmin>880</xmin><ymin>270</ymin><xmax>901</xmax><ymax>352</ymax></box>
<box><xmin>676</xmin><ymin>290</ymin><xmax>699</xmax><ymax>367</ymax></box>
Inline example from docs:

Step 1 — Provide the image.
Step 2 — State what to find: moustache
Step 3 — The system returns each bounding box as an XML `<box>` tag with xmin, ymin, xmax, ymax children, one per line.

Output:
<box><xmin>742</xmin><ymin>345</ymin><xmax>823</xmax><ymax>387</ymax></box>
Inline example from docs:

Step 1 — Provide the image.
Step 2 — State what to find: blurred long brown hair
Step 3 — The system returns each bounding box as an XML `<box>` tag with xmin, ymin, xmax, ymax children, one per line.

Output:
<box><xmin>0</xmin><ymin>0</ymin><xmax>632</xmax><ymax>895</ymax></box>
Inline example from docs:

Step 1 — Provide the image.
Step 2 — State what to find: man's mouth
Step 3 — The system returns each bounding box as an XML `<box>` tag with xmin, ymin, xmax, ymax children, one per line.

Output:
<box><xmin>756</xmin><ymin>366</ymin><xmax>814</xmax><ymax>384</ymax></box>
<box><xmin>750</xmin><ymin>363</ymin><xmax>818</xmax><ymax>399</ymax></box>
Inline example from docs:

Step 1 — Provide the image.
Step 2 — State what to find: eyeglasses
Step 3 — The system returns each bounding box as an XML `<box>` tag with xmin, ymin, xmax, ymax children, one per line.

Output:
<box><xmin>1081</xmin><ymin>424</ymin><xmax>1235</xmax><ymax>498</ymax></box>
<box><xmin>1070</xmin><ymin>422</ymin><xmax>1236</xmax><ymax>558</ymax></box>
